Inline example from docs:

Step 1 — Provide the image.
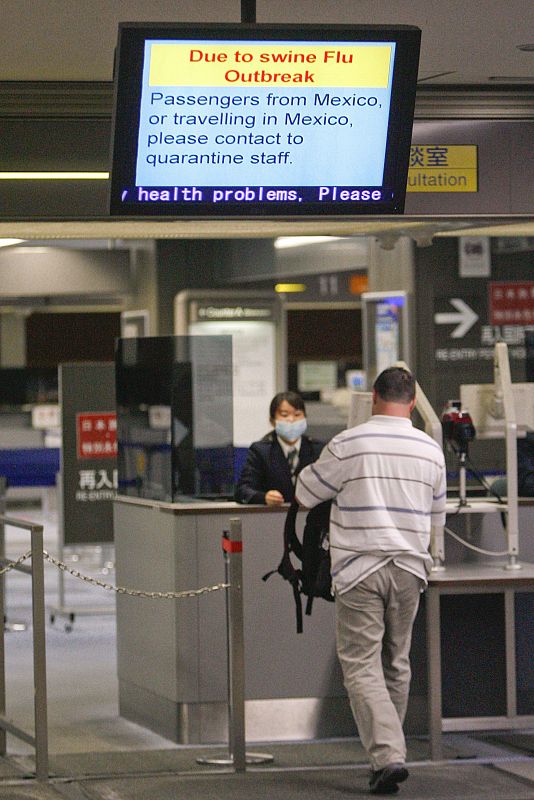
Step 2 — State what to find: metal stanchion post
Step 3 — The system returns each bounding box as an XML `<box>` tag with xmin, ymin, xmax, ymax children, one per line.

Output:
<box><xmin>226</xmin><ymin>517</ymin><xmax>246</xmax><ymax>772</ymax></box>
<box><xmin>197</xmin><ymin>518</ymin><xmax>273</xmax><ymax>769</ymax></box>
<box><xmin>0</xmin><ymin>515</ymin><xmax>49</xmax><ymax>780</ymax></box>
<box><xmin>31</xmin><ymin>524</ymin><xmax>49</xmax><ymax>781</ymax></box>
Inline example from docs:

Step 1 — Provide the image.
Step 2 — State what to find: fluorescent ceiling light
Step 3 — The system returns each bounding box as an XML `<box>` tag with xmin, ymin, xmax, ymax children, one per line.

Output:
<box><xmin>0</xmin><ymin>172</ymin><xmax>109</xmax><ymax>180</ymax></box>
<box><xmin>275</xmin><ymin>236</ymin><xmax>345</xmax><ymax>249</ymax></box>
<box><xmin>0</xmin><ymin>239</ymin><xmax>24</xmax><ymax>248</ymax></box>
<box><xmin>274</xmin><ymin>283</ymin><xmax>307</xmax><ymax>293</ymax></box>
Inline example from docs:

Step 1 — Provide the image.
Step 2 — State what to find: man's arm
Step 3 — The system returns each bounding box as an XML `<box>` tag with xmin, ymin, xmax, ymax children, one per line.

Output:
<box><xmin>295</xmin><ymin>438</ymin><xmax>326</xmax><ymax>508</ymax></box>
<box><xmin>295</xmin><ymin>441</ymin><xmax>343</xmax><ymax>509</ymax></box>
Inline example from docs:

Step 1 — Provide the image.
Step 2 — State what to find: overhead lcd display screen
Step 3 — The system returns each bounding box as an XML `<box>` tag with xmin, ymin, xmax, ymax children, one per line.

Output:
<box><xmin>109</xmin><ymin>23</ymin><xmax>421</xmax><ymax>218</ymax></box>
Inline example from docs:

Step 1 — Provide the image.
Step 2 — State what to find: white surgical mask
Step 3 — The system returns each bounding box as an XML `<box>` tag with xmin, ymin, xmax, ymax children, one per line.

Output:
<box><xmin>275</xmin><ymin>418</ymin><xmax>307</xmax><ymax>442</ymax></box>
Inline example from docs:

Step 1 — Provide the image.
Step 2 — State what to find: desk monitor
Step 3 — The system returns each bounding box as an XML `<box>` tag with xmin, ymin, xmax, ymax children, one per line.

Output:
<box><xmin>460</xmin><ymin>382</ymin><xmax>534</xmax><ymax>439</ymax></box>
<box><xmin>109</xmin><ymin>22</ymin><xmax>421</xmax><ymax>218</ymax></box>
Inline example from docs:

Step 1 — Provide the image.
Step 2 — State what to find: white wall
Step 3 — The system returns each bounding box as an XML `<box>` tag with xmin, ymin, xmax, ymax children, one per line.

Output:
<box><xmin>0</xmin><ymin>247</ymin><xmax>132</xmax><ymax>297</ymax></box>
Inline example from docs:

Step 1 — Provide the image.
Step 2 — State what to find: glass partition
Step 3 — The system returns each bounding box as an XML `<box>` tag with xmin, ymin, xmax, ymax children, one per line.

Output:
<box><xmin>115</xmin><ymin>335</ymin><xmax>233</xmax><ymax>501</ymax></box>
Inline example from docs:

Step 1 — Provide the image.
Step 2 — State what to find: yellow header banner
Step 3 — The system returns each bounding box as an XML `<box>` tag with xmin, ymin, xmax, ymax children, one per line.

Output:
<box><xmin>407</xmin><ymin>145</ymin><xmax>478</xmax><ymax>192</ymax></box>
<box><xmin>148</xmin><ymin>43</ymin><xmax>393</xmax><ymax>88</ymax></box>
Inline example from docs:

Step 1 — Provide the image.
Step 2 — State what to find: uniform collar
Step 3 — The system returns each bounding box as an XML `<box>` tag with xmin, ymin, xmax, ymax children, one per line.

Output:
<box><xmin>277</xmin><ymin>435</ymin><xmax>302</xmax><ymax>456</ymax></box>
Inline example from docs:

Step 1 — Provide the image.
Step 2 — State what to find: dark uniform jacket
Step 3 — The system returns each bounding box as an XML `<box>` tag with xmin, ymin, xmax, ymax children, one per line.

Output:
<box><xmin>235</xmin><ymin>431</ymin><xmax>323</xmax><ymax>505</ymax></box>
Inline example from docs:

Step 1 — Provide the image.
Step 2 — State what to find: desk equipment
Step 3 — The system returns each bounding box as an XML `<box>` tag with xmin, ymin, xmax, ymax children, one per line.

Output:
<box><xmin>441</xmin><ymin>400</ymin><xmax>476</xmax><ymax>506</ymax></box>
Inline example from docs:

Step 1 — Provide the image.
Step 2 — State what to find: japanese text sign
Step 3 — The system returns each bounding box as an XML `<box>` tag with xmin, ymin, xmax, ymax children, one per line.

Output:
<box><xmin>76</xmin><ymin>412</ymin><xmax>117</xmax><ymax>460</ymax></box>
<box><xmin>489</xmin><ymin>282</ymin><xmax>534</xmax><ymax>326</ymax></box>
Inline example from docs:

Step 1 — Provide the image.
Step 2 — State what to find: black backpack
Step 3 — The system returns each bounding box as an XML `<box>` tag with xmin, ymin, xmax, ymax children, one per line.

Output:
<box><xmin>263</xmin><ymin>498</ymin><xmax>333</xmax><ymax>633</ymax></box>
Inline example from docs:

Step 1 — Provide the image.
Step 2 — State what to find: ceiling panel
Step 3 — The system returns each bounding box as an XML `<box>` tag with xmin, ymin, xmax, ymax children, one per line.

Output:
<box><xmin>0</xmin><ymin>1</ymin><xmax>533</xmax><ymax>86</ymax></box>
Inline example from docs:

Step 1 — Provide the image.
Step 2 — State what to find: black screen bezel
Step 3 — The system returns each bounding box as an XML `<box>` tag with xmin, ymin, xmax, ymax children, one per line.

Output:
<box><xmin>109</xmin><ymin>22</ymin><xmax>421</xmax><ymax>219</ymax></box>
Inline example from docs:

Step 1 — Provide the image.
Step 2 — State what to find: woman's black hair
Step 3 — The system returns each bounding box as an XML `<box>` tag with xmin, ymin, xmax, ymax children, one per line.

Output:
<box><xmin>269</xmin><ymin>391</ymin><xmax>306</xmax><ymax>420</ymax></box>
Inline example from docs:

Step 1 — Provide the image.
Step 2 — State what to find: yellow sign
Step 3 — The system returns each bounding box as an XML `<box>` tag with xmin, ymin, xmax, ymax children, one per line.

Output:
<box><xmin>149</xmin><ymin>43</ymin><xmax>393</xmax><ymax>88</ymax></box>
<box><xmin>349</xmin><ymin>274</ymin><xmax>369</xmax><ymax>295</ymax></box>
<box><xmin>407</xmin><ymin>145</ymin><xmax>478</xmax><ymax>192</ymax></box>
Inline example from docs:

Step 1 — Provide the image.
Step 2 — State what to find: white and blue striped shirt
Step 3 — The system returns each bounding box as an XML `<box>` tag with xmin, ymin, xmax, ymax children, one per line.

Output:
<box><xmin>296</xmin><ymin>415</ymin><xmax>447</xmax><ymax>594</ymax></box>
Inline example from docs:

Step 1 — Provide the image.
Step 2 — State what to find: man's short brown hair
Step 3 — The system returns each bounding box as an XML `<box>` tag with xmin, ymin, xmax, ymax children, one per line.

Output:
<box><xmin>373</xmin><ymin>367</ymin><xmax>415</xmax><ymax>404</ymax></box>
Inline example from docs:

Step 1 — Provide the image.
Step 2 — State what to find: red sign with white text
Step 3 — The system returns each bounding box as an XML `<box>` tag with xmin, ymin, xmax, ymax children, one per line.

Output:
<box><xmin>489</xmin><ymin>281</ymin><xmax>534</xmax><ymax>326</ymax></box>
<box><xmin>76</xmin><ymin>412</ymin><xmax>117</xmax><ymax>460</ymax></box>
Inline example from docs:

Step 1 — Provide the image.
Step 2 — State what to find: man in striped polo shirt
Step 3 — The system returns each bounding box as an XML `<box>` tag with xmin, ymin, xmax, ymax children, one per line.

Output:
<box><xmin>296</xmin><ymin>367</ymin><xmax>446</xmax><ymax>795</ymax></box>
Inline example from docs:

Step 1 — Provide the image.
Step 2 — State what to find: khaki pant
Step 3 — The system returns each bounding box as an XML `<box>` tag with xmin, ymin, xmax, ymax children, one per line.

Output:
<box><xmin>335</xmin><ymin>563</ymin><xmax>423</xmax><ymax>771</ymax></box>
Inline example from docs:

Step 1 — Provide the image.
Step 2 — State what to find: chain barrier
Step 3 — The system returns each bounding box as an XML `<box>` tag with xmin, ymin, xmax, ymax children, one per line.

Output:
<box><xmin>43</xmin><ymin>550</ymin><xmax>230</xmax><ymax>600</ymax></box>
<box><xmin>0</xmin><ymin>550</ymin><xmax>32</xmax><ymax>575</ymax></box>
<box><xmin>1</xmin><ymin>549</ymin><xmax>229</xmax><ymax>599</ymax></box>
<box><xmin>42</xmin><ymin>550</ymin><xmax>229</xmax><ymax>599</ymax></box>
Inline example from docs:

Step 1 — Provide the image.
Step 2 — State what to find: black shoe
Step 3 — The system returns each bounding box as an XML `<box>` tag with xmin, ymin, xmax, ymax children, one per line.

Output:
<box><xmin>369</xmin><ymin>763</ymin><xmax>409</xmax><ymax>795</ymax></box>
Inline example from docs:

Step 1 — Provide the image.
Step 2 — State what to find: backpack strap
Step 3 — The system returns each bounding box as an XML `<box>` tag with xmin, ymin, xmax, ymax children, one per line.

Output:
<box><xmin>293</xmin><ymin>580</ymin><xmax>304</xmax><ymax>634</ymax></box>
<box><xmin>262</xmin><ymin>498</ymin><xmax>302</xmax><ymax>581</ymax></box>
<box><xmin>283</xmin><ymin>498</ymin><xmax>305</xmax><ymax>633</ymax></box>
<box><xmin>262</xmin><ymin>498</ymin><xmax>305</xmax><ymax>634</ymax></box>
<box><xmin>305</xmin><ymin>595</ymin><xmax>314</xmax><ymax>617</ymax></box>
<box><xmin>284</xmin><ymin>498</ymin><xmax>303</xmax><ymax>559</ymax></box>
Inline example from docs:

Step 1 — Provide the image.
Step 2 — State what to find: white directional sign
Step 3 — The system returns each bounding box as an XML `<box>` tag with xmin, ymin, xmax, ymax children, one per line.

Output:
<box><xmin>434</xmin><ymin>298</ymin><xmax>479</xmax><ymax>338</ymax></box>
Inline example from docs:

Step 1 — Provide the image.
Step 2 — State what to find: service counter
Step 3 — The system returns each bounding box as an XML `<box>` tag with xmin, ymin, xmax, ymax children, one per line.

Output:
<box><xmin>413</xmin><ymin>498</ymin><xmax>534</xmax><ymax>749</ymax></box>
<box><xmin>113</xmin><ymin>496</ymin><xmax>352</xmax><ymax>744</ymax></box>
<box><xmin>426</xmin><ymin>562</ymin><xmax>534</xmax><ymax>760</ymax></box>
<box><xmin>114</xmin><ymin>495</ymin><xmax>534</xmax><ymax>745</ymax></box>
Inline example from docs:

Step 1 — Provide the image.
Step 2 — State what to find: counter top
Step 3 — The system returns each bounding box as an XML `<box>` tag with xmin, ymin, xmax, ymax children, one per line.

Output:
<box><xmin>114</xmin><ymin>494</ymin><xmax>289</xmax><ymax>514</ymax></box>
<box><xmin>115</xmin><ymin>492</ymin><xmax>534</xmax><ymax>519</ymax></box>
<box><xmin>429</xmin><ymin>561</ymin><xmax>534</xmax><ymax>587</ymax></box>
